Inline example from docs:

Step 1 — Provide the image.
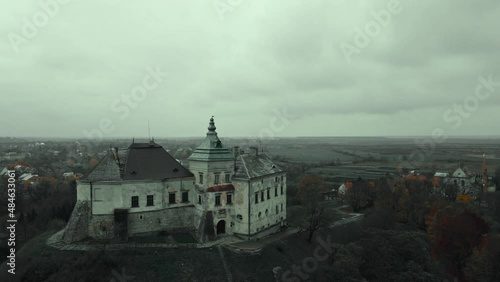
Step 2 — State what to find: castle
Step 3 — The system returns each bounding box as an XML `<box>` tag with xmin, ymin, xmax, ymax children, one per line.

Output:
<box><xmin>62</xmin><ymin>117</ymin><xmax>287</xmax><ymax>243</ymax></box>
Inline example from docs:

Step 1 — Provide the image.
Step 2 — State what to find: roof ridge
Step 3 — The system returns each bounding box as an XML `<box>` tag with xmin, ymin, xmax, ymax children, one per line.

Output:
<box><xmin>84</xmin><ymin>152</ymin><xmax>111</xmax><ymax>179</ymax></box>
<box><xmin>240</xmin><ymin>155</ymin><xmax>251</xmax><ymax>179</ymax></box>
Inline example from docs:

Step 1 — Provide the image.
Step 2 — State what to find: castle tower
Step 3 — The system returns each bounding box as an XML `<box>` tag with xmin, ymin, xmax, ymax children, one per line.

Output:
<box><xmin>188</xmin><ymin>116</ymin><xmax>235</xmax><ymax>187</ymax></box>
<box><xmin>188</xmin><ymin>117</ymin><xmax>236</xmax><ymax>238</ymax></box>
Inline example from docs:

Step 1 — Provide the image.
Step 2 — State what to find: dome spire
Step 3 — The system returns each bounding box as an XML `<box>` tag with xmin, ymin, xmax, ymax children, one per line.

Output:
<box><xmin>207</xmin><ymin>116</ymin><xmax>216</xmax><ymax>132</ymax></box>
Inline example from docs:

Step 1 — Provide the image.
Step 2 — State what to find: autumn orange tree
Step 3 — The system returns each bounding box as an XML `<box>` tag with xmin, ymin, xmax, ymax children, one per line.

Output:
<box><xmin>464</xmin><ymin>234</ymin><xmax>500</xmax><ymax>281</ymax></box>
<box><xmin>89</xmin><ymin>158</ymin><xmax>98</xmax><ymax>168</ymax></box>
<box><xmin>425</xmin><ymin>201</ymin><xmax>446</xmax><ymax>234</ymax></box>
<box><xmin>429</xmin><ymin>205</ymin><xmax>489</xmax><ymax>279</ymax></box>
<box><xmin>432</xmin><ymin>176</ymin><xmax>441</xmax><ymax>188</ymax></box>
<box><xmin>296</xmin><ymin>175</ymin><xmax>330</xmax><ymax>242</ymax></box>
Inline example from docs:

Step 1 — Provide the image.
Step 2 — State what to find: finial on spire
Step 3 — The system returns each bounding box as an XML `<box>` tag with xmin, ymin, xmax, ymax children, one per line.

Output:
<box><xmin>208</xmin><ymin>116</ymin><xmax>216</xmax><ymax>132</ymax></box>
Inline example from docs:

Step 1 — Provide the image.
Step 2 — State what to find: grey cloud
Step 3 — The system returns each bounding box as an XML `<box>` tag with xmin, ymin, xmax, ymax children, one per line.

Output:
<box><xmin>1</xmin><ymin>0</ymin><xmax>499</xmax><ymax>138</ymax></box>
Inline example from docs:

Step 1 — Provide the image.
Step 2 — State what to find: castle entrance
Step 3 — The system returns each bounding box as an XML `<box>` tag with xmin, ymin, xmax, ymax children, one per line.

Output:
<box><xmin>216</xmin><ymin>220</ymin><xmax>226</xmax><ymax>235</ymax></box>
<box><xmin>114</xmin><ymin>209</ymin><xmax>128</xmax><ymax>241</ymax></box>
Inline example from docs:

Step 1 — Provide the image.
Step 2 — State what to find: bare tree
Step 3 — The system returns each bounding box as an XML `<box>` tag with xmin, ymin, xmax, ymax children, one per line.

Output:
<box><xmin>296</xmin><ymin>175</ymin><xmax>330</xmax><ymax>242</ymax></box>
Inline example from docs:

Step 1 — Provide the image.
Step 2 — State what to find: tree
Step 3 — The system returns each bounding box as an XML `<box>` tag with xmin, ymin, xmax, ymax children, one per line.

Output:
<box><xmin>464</xmin><ymin>234</ymin><xmax>500</xmax><ymax>282</ymax></box>
<box><xmin>494</xmin><ymin>167</ymin><xmax>500</xmax><ymax>187</ymax></box>
<box><xmin>18</xmin><ymin>212</ymin><xmax>27</xmax><ymax>241</ymax></box>
<box><xmin>373</xmin><ymin>181</ymin><xmax>393</xmax><ymax>210</ymax></box>
<box><xmin>346</xmin><ymin>178</ymin><xmax>375</xmax><ymax>212</ymax></box>
<box><xmin>406</xmin><ymin>184</ymin><xmax>433</xmax><ymax>229</ymax></box>
<box><xmin>429</xmin><ymin>206</ymin><xmax>489</xmax><ymax>279</ymax></box>
<box><xmin>440</xmin><ymin>182</ymin><xmax>459</xmax><ymax>202</ymax></box>
<box><xmin>27</xmin><ymin>178</ymin><xmax>52</xmax><ymax>202</ymax></box>
<box><xmin>321</xmin><ymin>229</ymin><xmax>439</xmax><ymax>282</ymax></box>
<box><xmin>296</xmin><ymin>175</ymin><xmax>329</xmax><ymax>242</ymax></box>
<box><xmin>432</xmin><ymin>176</ymin><xmax>441</xmax><ymax>188</ymax></box>
<box><xmin>28</xmin><ymin>209</ymin><xmax>37</xmax><ymax>223</ymax></box>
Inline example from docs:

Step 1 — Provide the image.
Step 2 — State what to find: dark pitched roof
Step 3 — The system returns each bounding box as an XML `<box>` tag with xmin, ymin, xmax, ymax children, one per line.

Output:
<box><xmin>123</xmin><ymin>142</ymin><xmax>193</xmax><ymax>180</ymax></box>
<box><xmin>233</xmin><ymin>153</ymin><xmax>284</xmax><ymax>179</ymax></box>
<box><xmin>83</xmin><ymin>142</ymin><xmax>193</xmax><ymax>182</ymax></box>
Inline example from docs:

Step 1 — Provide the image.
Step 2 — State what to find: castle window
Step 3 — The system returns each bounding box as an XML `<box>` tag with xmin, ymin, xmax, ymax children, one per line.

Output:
<box><xmin>281</xmin><ymin>184</ymin><xmax>284</xmax><ymax>195</ymax></box>
<box><xmin>255</xmin><ymin>192</ymin><xmax>259</xmax><ymax>204</ymax></box>
<box><xmin>281</xmin><ymin>175</ymin><xmax>284</xmax><ymax>182</ymax></box>
<box><xmin>276</xmin><ymin>205</ymin><xmax>279</xmax><ymax>214</ymax></box>
<box><xmin>215</xmin><ymin>194</ymin><xmax>221</xmax><ymax>206</ymax></box>
<box><xmin>169</xmin><ymin>193</ymin><xmax>176</xmax><ymax>204</ymax></box>
<box><xmin>261</xmin><ymin>191</ymin><xmax>264</xmax><ymax>202</ymax></box>
<box><xmin>265</xmin><ymin>209</ymin><xmax>268</xmax><ymax>216</ymax></box>
<box><xmin>275</xmin><ymin>176</ymin><xmax>279</xmax><ymax>183</ymax></box>
<box><xmin>131</xmin><ymin>196</ymin><xmax>139</xmax><ymax>208</ymax></box>
<box><xmin>258</xmin><ymin>212</ymin><xmax>261</xmax><ymax>218</ymax></box>
<box><xmin>267</xmin><ymin>188</ymin><xmax>270</xmax><ymax>200</ymax></box>
<box><xmin>275</xmin><ymin>187</ymin><xmax>278</xmax><ymax>197</ymax></box>
<box><xmin>94</xmin><ymin>188</ymin><xmax>103</xmax><ymax>201</ymax></box>
<box><xmin>225</xmin><ymin>173</ymin><xmax>231</xmax><ymax>183</ymax></box>
<box><xmin>227</xmin><ymin>193</ymin><xmax>232</xmax><ymax>205</ymax></box>
<box><xmin>147</xmin><ymin>195</ymin><xmax>154</xmax><ymax>206</ymax></box>
<box><xmin>214</xmin><ymin>173</ymin><xmax>220</xmax><ymax>185</ymax></box>
<box><xmin>182</xmin><ymin>191</ymin><xmax>189</xmax><ymax>203</ymax></box>
<box><xmin>198</xmin><ymin>194</ymin><xmax>202</xmax><ymax>205</ymax></box>
<box><xmin>237</xmin><ymin>214</ymin><xmax>243</xmax><ymax>220</ymax></box>
<box><xmin>199</xmin><ymin>172</ymin><xmax>204</xmax><ymax>184</ymax></box>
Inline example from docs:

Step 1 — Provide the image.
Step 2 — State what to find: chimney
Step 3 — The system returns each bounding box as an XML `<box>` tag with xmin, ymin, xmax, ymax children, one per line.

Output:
<box><xmin>233</xmin><ymin>146</ymin><xmax>240</xmax><ymax>173</ymax></box>
<box><xmin>250</xmin><ymin>146</ymin><xmax>258</xmax><ymax>156</ymax></box>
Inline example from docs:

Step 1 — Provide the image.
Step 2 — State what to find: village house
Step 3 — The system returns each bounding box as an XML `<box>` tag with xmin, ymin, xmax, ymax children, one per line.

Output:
<box><xmin>62</xmin><ymin>117</ymin><xmax>286</xmax><ymax>243</ymax></box>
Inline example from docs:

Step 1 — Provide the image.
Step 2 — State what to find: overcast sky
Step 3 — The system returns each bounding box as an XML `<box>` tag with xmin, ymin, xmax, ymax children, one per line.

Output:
<box><xmin>1</xmin><ymin>0</ymin><xmax>500</xmax><ymax>139</ymax></box>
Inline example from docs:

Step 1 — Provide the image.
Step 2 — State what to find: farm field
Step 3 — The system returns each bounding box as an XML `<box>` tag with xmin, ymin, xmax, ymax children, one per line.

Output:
<box><xmin>264</xmin><ymin>137</ymin><xmax>500</xmax><ymax>186</ymax></box>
